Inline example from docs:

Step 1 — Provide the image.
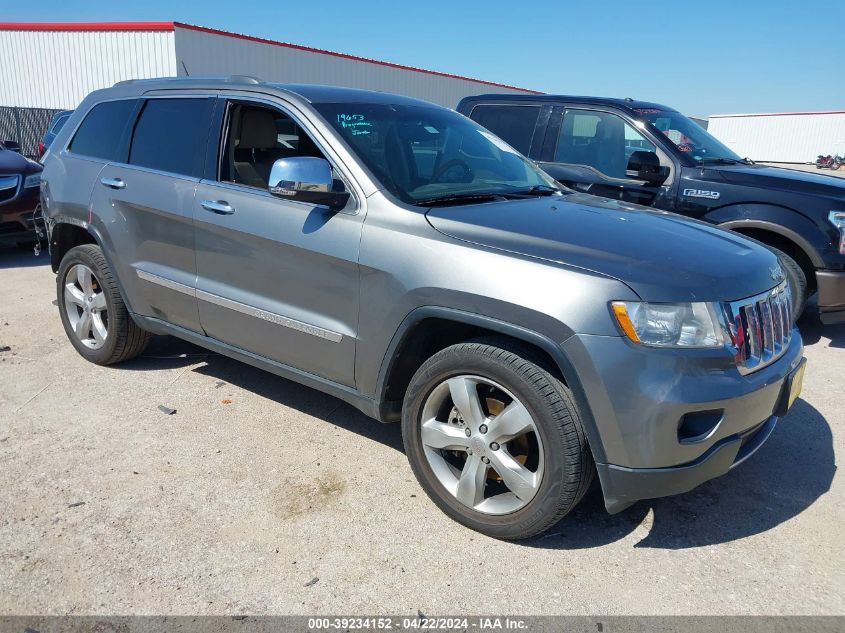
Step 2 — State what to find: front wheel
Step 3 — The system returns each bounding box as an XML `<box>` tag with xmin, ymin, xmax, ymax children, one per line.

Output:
<box><xmin>402</xmin><ymin>339</ymin><xmax>594</xmax><ymax>540</ymax></box>
<box><xmin>57</xmin><ymin>244</ymin><xmax>151</xmax><ymax>364</ymax></box>
<box><xmin>768</xmin><ymin>247</ymin><xmax>808</xmax><ymax>322</ymax></box>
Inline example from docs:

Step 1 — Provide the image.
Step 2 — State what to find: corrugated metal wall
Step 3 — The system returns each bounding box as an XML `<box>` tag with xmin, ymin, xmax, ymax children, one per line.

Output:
<box><xmin>708</xmin><ymin>113</ymin><xmax>845</xmax><ymax>163</ymax></box>
<box><xmin>173</xmin><ymin>26</ymin><xmax>528</xmax><ymax>108</ymax></box>
<box><xmin>0</xmin><ymin>29</ymin><xmax>177</xmax><ymax>109</ymax></box>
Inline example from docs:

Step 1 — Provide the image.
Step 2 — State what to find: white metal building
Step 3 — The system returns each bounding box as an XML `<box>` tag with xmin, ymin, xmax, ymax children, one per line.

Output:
<box><xmin>0</xmin><ymin>21</ymin><xmax>537</xmax><ymax>155</ymax></box>
<box><xmin>708</xmin><ymin>110</ymin><xmax>845</xmax><ymax>163</ymax></box>
<box><xmin>0</xmin><ymin>21</ymin><xmax>536</xmax><ymax>109</ymax></box>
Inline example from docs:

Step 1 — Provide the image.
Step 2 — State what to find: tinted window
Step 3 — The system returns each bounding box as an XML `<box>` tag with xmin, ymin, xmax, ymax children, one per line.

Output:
<box><xmin>555</xmin><ymin>110</ymin><xmax>656</xmax><ymax>178</ymax></box>
<box><xmin>69</xmin><ymin>100</ymin><xmax>137</xmax><ymax>161</ymax></box>
<box><xmin>468</xmin><ymin>105</ymin><xmax>540</xmax><ymax>156</ymax></box>
<box><xmin>51</xmin><ymin>113</ymin><xmax>71</xmax><ymax>134</ymax></box>
<box><xmin>129</xmin><ymin>98</ymin><xmax>215</xmax><ymax>177</ymax></box>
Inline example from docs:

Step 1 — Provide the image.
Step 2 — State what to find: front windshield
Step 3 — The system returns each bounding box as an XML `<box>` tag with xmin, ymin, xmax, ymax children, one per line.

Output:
<box><xmin>636</xmin><ymin>108</ymin><xmax>743</xmax><ymax>163</ymax></box>
<box><xmin>314</xmin><ymin>102</ymin><xmax>558</xmax><ymax>204</ymax></box>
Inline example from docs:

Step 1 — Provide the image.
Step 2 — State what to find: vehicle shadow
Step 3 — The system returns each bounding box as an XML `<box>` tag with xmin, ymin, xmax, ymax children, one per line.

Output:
<box><xmin>0</xmin><ymin>246</ymin><xmax>49</xmax><ymax>269</ymax></box>
<box><xmin>121</xmin><ymin>335</ymin><xmax>404</xmax><ymax>452</ymax></box>
<box><xmin>797</xmin><ymin>302</ymin><xmax>845</xmax><ymax>348</ymax></box>
<box><xmin>528</xmin><ymin>397</ymin><xmax>835</xmax><ymax>550</ymax></box>
<box><xmin>123</xmin><ymin>337</ymin><xmax>834</xmax><ymax>549</ymax></box>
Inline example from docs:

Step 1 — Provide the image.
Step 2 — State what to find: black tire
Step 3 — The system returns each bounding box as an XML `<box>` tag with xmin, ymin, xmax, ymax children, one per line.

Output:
<box><xmin>57</xmin><ymin>244</ymin><xmax>150</xmax><ymax>364</ymax></box>
<box><xmin>768</xmin><ymin>247</ymin><xmax>807</xmax><ymax>321</ymax></box>
<box><xmin>402</xmin><ymin>338</ymin><xmax>594</xmax><ymax>540</ymax></box>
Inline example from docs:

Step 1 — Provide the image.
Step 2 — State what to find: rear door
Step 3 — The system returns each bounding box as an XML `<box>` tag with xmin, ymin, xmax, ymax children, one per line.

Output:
<box><xmin>89</xmin><ymin>94</ymin><xmax>216</xmax><ymax>332</ymax></box>
<box><xmin>45</xmin><ymin>99</ymin><xmax>137</xmax><ymax>251</ymax></box>
<box><xmin>465</xmin><ymin>103</ymin><xmax>550</xmax><ymax>159</ymax></box>
<box><xmin>193</xmin><ymin>95</ymin><xmax>363</xmax><ymax>386</ymax></box>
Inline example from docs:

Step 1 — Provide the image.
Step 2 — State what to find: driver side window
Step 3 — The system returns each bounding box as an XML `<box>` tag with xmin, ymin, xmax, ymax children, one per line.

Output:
<box><xmin>219</xmin><ymin>102</ymin><xmax>329</xmax><ymax>189</ymax></box>
<box><xmin>554</xmin><ymin>110</ymin><xmax>655</xmax><ymax>179</ymax></box>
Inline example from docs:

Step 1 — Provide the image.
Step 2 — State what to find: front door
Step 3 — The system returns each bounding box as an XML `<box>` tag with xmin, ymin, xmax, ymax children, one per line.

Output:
<box><xmin>194</xmin><ymin>97</ymin><xmax>362</xmax><ymax>386</ymax></box>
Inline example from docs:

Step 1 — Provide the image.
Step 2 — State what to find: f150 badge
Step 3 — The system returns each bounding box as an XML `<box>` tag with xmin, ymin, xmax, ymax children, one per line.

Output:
<box><xmin>683</xmin><ymin>188</ymin><xmax>721</xmax><ymax>200</ymax></box>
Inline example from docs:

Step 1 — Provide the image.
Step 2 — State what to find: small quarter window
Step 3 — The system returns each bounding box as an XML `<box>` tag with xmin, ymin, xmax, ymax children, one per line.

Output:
<box><xmin>69</xmin><ymin>100</ymin><xmax>137</xmax><ymax>161</ymax></box>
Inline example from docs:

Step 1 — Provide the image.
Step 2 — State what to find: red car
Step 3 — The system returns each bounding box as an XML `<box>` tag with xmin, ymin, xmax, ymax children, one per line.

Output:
<box><xmin>0</xmin><ymin>140</ymin><xmax>42</xmax><ymax>248</ymax></box>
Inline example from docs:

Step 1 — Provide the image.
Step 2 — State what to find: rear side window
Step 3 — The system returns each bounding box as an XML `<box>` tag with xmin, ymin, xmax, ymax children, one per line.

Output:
<box><xmin>468</xmin><ymin>105</ymin><xmax>540</xmax><ymax>156</ymax></box>
<box><xmin>51</xmin><ymin>113</ymin><xmax>71</xmax><ymax>134</ymax></box>
<box><xmin>129</xmin><ymin>98</ymin><xmax>215</xmax><ymax>177</ymax></box>
<box><xmin>69</xmin><ymin>100</ymin><xmax>137</xmax><ymax>161</ymax></box>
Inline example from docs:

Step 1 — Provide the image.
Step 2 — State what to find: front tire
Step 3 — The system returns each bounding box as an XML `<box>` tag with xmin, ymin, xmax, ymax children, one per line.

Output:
<box><xmin>768</xmin><ymin>247</ymin><xmax>808</xmax><ymax>321</ymax></box>
<box><xmin>402</xmin><ymin>339</ymin><xmax>593</xmax><ymax>540</ymax></box>
<box><xmin>57</xmin><ymin>244</ymin><xmax>150</xmax><ymax>364</ymax></box>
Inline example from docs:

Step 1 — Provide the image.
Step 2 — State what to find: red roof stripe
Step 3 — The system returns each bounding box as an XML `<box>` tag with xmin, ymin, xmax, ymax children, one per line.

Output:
<box><xmin>0</xmin><ymin>21</ymin><xmax>540</xmax><ymax>94</ymax></box>
<box><xmin>0</xmin><ymin>21</ymin><xmax>175</xmax><ymax>32</ymax></box>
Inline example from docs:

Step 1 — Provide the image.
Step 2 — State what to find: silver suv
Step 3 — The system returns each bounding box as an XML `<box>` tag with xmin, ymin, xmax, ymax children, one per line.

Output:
<box><xmin>40</xmin><ymin>77</ymin><xmax>805</xmax><ymax>539</ymax></box>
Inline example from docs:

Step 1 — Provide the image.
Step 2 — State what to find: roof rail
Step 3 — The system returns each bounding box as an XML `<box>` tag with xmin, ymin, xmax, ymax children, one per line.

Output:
<box><xmin>114</xmin><ymin>75</ymin><xmax>263</xmax><ymax>87</ymax></box>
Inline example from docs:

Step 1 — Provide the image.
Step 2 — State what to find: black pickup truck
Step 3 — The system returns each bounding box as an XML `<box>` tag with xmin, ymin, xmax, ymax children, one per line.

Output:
<box><xmin>457</xmin><ymin>94</ymin><xmax>845</xmax><ymax>324</ymax></box>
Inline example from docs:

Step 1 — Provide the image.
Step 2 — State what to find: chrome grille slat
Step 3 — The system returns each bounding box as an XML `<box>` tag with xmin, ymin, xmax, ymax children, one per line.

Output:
<box><xmin>725</xmin><ymin>282</ymin><xmax>792</xmax><ymax>375</ymax></box>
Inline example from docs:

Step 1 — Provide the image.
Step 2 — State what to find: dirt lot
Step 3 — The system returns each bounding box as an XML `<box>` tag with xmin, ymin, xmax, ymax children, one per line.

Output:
<box><xmin>0</xmin><ymin>247</ymin><xmax>843</xmax><ymax>616</ymax></box>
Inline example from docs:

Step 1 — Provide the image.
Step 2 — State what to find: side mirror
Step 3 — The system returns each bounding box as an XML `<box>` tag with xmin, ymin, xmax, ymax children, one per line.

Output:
<box><xmin>269</xmin><ymin>157</ymin><xmax>350</xmax><ymax>211</ymax></box>
<box><xmin>3</xmin><ymin>140</ymin><xmax>21</xmax><ymax>153</ymax></box>
<box><xmin>626</xmin><ymin>150</ymin><xmax>669</xmax><ymax>185</ymax></box>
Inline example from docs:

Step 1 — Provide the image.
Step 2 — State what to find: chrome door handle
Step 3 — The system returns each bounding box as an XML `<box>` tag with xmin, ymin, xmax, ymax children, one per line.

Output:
<box><xmin>201</xmin><ymin>200</ymin><xmax>235</xmax><ymax>215</ymax></box>
<box><xmin>100</xmin><ymin>177</ymin><xmax>126</xmax><ymax>190</ymax></box>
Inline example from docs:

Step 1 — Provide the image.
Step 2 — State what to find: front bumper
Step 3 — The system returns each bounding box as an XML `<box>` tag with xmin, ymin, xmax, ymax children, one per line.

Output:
<box><xmin>0</xmin><ymin>182</ymin><xmax>39</xmax><ymax>245</ymax></box>
<box><xmin>562</xmin><ymin>331</ymin><xmax>804</xmax><ymax>513</ymax></box>
<box><xmin>816</xmin><ymin>270</ymin><xmax>845</xmax><ymax>324</ymax></box>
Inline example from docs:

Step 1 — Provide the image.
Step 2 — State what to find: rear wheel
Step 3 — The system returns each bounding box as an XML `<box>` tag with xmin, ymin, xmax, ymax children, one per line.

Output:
<box><xmin>402</xmin><ymin>339</ymin><xmax>593</xmax><ymax>540</ymax></box>
<box><xmin>57</xmin><ymin>244</ymin><xmax>150</xmax><ymax>364</ymax></box>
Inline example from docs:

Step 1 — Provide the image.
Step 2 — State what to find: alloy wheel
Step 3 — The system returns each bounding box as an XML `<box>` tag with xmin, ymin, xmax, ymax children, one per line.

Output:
<box><xmin>63</xmin><ymin>264</ymin><xmax>108</xmax><ymax>350</ymax></box>
<box><xmin>419</xmin><ymin>375</ymin><xmax>544</xmax><ymax>515</ymax></box>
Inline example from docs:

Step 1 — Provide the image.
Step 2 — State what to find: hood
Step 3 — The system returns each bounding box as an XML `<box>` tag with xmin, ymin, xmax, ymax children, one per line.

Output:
<box><xmin>0</xmin><ymin>149</ymin><xmax>41</xmax><ymax>175</ymax></box>
<box><xmin>714</xmin><ymin>163</ymin><xmax>845</xmax><ymax>199</ymax></box>
<box><xmin>425</xmin><ymin>193</ymin><xmax>782</xmax><ymax>303</ymax></box>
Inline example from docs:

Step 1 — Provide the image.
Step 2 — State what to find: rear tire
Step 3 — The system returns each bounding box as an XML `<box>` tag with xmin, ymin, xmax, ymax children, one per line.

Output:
<box><xmin>57</xmin><ymin>244</ymin><xmax>150</xmax><ymax>365</ymax></box>
<box><xmin>768</xmin><ymin>247</ymin><xmax>807</xmax><ymax>321</ymax></box>
<box><xmin>402</xmin><ymin>338</ymin><xmax>593</xmax><ymax>540</ymax></box>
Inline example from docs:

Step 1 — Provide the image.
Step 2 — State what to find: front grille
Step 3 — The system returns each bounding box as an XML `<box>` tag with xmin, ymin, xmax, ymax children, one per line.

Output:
<box><xmin>724</xmin><ymin>282</ymin><xmax>792</xmax><ymax>375</ymax></box>
<box><xmin>0</xmin><ymin>174</ymin><xmax>20</xmax><ymax>203</ymax></box>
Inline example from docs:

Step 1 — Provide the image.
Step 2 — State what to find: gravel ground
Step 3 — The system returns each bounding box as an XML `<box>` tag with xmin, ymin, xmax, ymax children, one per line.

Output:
<box><xmin>0</xmin><ymin>247</ymin><xmax>842</xmax><ymax>616</ymax></box>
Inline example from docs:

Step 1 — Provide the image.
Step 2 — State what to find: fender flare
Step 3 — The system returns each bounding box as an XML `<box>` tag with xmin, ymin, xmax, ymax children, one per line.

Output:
<box><xmin>375</xmin><ymin>305</ymin><xmax>608</xmax><ymax>463</ymax></box>
<box><xmin>50</xmin><ymin>218</ymin><xmax>138</xmax><ymax>317</ymax></box>
<box><xmin>706</xmin><ymin>204</ymin><xmax>825</xmax><ymax>268</ymax></box>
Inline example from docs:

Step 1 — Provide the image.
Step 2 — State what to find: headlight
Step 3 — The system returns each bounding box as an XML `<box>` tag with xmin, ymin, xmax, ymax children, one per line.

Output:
<box><xmin>830</xmin><ymin>211</ymin><xmax>845</xmax><ymax>255</ymax></box>
<box><xmin>611</xmin><ymin>301</ymin><xmax>727</xmax><ymax>348</ymax></box>
<box><xmin>23</xmin><ymin>173</ymin><xmax>41</xmax><ymax>188</ymax></box>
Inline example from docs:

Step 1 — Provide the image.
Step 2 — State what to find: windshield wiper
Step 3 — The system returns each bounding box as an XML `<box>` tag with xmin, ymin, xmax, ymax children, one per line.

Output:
<box><xmin>499</xmin><ymin>184</ymin><xmax>563</xmax><ymax>197</ymax></box>
<box><xmin>414</xmin><ymin>193</ymin><xmax>506</xmax><ymax>207</ymax></box>
<box><xmin>699</xmin><ymin>156</ymin><xmax>754</xmax><ymax>165</ymax></box>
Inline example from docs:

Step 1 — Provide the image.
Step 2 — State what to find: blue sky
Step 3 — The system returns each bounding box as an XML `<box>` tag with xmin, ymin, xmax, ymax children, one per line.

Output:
<box><xmin>5</xmin><ymin>1</ymin><xmax>843</xmax><ymax>116</ymax></box>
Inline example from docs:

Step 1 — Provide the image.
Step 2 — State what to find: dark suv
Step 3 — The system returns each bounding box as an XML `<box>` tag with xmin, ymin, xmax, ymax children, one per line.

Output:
<box><xmin>40</xmin><ymin>78</ymin><xmax>805</xmax><ymax>539</ymax></box>
<box><xmin>457</xmin><ymin>94</ymin><xmax>845</xmax><ymax>324</ymax></box>
<box><xmin>38</xmin><ymin>110</ymin><xmax>74</xmax><ymax>158</ymax></box>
